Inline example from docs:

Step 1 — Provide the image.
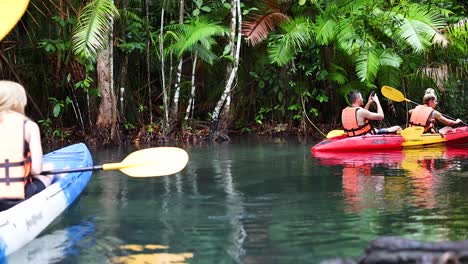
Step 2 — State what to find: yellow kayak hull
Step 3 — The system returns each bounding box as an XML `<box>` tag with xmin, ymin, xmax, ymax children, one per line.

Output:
<box><xmin>0</xmin><ymin>0</ymin><xmax>30</xmax><ymax>41</ymax></box>
<box><xmin>402</xmin><ymin>133</ymin><xmax>447</xmax><ymax>147</ymax></box>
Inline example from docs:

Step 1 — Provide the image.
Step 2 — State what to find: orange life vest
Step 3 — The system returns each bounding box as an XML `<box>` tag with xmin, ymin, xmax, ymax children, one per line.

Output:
<box><xmin>0</xmin><ymin>113</ymin><xmax>32</xmax><ymax>199</ymax></box>
<box><xmin>342</xmin><ymin>107</ymin><xmax>373</xmax><ymax>137</ymax></box>
<box><xmin>409</xmin><ymin>105</ymin><xmax>435</xmax><ymax>133</ymax></box>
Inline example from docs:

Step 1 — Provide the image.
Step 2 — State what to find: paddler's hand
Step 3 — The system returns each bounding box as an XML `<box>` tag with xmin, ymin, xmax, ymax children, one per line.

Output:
<box><xmin>371</xmin><ymin>93</ymin><xmax>380</xmax><ymax>105</ymax></box>
<box><xmin>453</xmin><ymin>119</ymin><xmax>462</xmax><ymax>126</ymax></box>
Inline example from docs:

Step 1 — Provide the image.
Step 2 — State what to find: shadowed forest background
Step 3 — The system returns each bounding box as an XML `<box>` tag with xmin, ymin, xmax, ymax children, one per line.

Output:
<box><xmin>1</xmin><ymin>0</ymin><xmax>467</xmax><ymax>146</ymax></box>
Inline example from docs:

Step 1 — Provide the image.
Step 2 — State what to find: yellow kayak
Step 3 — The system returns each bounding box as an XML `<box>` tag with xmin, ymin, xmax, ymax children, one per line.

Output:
<box><xmin>0</xmin><ymin>0</ymin><xmax>30</xmax><ymax>41</ymax></box>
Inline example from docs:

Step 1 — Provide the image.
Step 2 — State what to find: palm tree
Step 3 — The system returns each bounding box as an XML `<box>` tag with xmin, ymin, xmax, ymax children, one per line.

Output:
<box><xmin>164</xmin><ymin>16</ymin><xmax>227</xmax><ymax>136</ymax></box>
<box><xmin>72</xmin><ymin>0</ymin><xmax>119</xmax><ymax>143</ymax></box>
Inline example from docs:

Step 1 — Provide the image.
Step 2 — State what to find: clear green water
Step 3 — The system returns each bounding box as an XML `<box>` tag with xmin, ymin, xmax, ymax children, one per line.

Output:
<box><xmin>8</xmin><ymin>138</ymin><xmax>468</xmax><ymax>263</ymax></box>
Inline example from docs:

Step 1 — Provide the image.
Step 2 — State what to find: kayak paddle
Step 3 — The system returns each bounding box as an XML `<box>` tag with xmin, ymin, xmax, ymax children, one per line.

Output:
<box><xmin>381</xmin><ymin>85</ymin><xmax>467</xmax><ymax>125</ymax></box>
<box><xmin>398</xmin><ymin>126</ymin><xmax>425</xmax><ymax>140</ymax></box>
<box><xmin>326</xmin><ymin>130</ymin><xmax>345</xmax><ymax>138</ymax></box>
<box><xmin>42</xmin><ymin>147</ymin><xmax>189</xmax><ymax>177</ymax></box>
<box><xmin>0</xmin><ymin>0</ymin><xmax>30</xmax><ymax>41</ymax></box>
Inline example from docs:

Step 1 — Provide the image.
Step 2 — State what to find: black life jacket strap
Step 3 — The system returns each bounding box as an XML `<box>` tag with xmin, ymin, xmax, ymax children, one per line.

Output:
<box><xmin>0</xmin><ymin>156</ymin><xmax>32</xmax><ymax>186</ymax></box>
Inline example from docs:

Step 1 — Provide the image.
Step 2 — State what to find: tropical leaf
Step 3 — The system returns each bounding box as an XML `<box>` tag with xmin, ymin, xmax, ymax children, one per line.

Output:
<box><xmin>268</xmin><ymin>36</ymin><xmax>294</xmax><ymax>66</ymax></box>
<box><xmin>356</xmin><ymin>49</ymin><xmax>379</xmax><ymax>85</ymax></box>
<box><xmin>279</xmin><ymin>17</ymin><xmax>313</xmax><ymax>48</ymax></box>
<box><xmin>378</xmin><ymin>50</ymin><xmax>402</xmax><ymax>68</ymax></box>
<box><xmin>267</xmin><ymin>17</ymin><xmax>314</xmax><ymax>66</ymax></box>
<box><xmin>394</xmin><ymin>5</ymin><xmax>446</xmax><ymax>53</ymax></box>
<box><xmin>445</xmin><ymin>18</ymin><xmax>468</xmax><ymax>53</ymax></box>
<box><xmin>243</xmin><ymin>11</ymin><xmax>289</xmax><ymax>46</ymax></box>
<box><xmin>377</xmin><ymin>65</ymin><xmax>401</xmax><ymax>88</ymax></box>
<box><xmin>165</xmin><ymin>17</ymin><xmax>226</xmax><ymax>60</ymax></box>
<box><xmin>314</xmin><ymin>14</ymin><xmax>336</xmax><ymax>45</ymax></box>
<box><xmin>72</xmin><ymin>0</ymin><xmax>119</xmax><ymax>61</ymax></box>
<box><xmin>192</xmin><ymin>44</ymin><xmax>219</xmax><ymax>65</ymax></box>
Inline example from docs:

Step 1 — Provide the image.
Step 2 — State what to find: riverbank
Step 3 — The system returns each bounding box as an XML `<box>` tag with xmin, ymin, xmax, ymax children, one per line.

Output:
<box><xmin>41</xmin><ymin>121</ymin><xmax>337</xmax><ymax>149</ymax></box>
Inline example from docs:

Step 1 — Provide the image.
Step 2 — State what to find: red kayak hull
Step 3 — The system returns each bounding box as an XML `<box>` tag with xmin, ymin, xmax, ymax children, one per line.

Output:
<box><xmin>311</xmin><ymin>126</ymin><xmax>468</xmax><ymax>152</ymax></box>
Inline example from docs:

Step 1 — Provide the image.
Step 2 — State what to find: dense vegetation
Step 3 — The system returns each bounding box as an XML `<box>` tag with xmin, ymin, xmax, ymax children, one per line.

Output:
<box><xmin>1</xmin><ymin>0</ymin><xmax>467</xmax><ymax>145</ymax></box>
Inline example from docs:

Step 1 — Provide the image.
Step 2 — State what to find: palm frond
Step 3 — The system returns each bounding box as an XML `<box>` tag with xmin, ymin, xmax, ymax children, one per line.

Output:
<box><xmin>378</xmin><ymin>50</ymin><xmax>402</xmax><ymax>68</ymax></box>
<box><xmin>329</xmin><ymin>63</ymin><xmax>348</xmax><ymax>85</ymax></box>
<box><xmin>193</xmin><ymin>44</ymin><xmax>219</xmax><ymax>65</ymax></box>
<box><xmin>279</xmin><ymin>17</ymin><xmax>313</xmax><ymax>49</ymax></box>
<box><xmin>314</xmin><ymin>14</ymin><xmax>337</xmax><ymax>45</ymax></box>
<box><xmin>267</xmin><ymin>17</ymin><xmax>314</xmax><ymax>66</ymax></box>
<box><xmin>445</xmin><ymin>18</ymin><xmax>468</xmax><ymax>53</ymax></box>
<box><xmin>394</xmin><ymin>5</ymin><xmax>446</xmax><ymax>53</ymax></box>
<box><xmin>335</xmin><ymin>20</ymin><xmax>362</xmax><ymax>56</ymax></box>
<box><xmin>243</xmin><ymin>11</ymin><xmax>289</xmax><ymax>46</ymax></box>
<box><xmin>268</xmin><ymin>36</ymin><xmax>294</xmax><ymax>66</ymax></box>
<box><xmin>72</xmin><ymin>0</ymin><xmax>119</xmax><ymax>61</ymax></box>
<box><xmin>377</xmin><ymin>66</ymin><xmax>401</xmax><ymax>88</ymax></box>
<box><xmin>179</xmin><ymin>19</ymin><xmax>226</xmax><ymax>56</ymax></box>
<box><xmin>356</xmin><ymin>49</ymin><xmax>379</xmax><ymax>85</ymax></box>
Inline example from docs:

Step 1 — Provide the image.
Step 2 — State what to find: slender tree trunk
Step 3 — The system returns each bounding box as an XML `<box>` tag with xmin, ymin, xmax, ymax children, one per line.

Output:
<box><xmin>168</xmin><ymin>0</ymin><xmax>185</xmax><ymax>138</ymax></box>
<box><xmin>118</xmin><ymin>0</ymin><xmax>128</xmax><ymax>122</ymax></box>
<box><xmin>160</xmin><ymin>0</ymin><xmax>169</xmax><ymax>135</ymax></box>
<box><xmin>95</xmin><ymin>22</ymin><xmax>119</xmax><ymax>144</ymax></box>
<box><xmin>185</xmin><ymin>52</ymin><xmax>198</xmax><ymax>123</ymax></box>
<box><xmin>210</xmin><ymin>0</ymin><xmax>242</xmax><ymax>141</ymax></box>
<box><xmin>145</xmin><ymin>0</ymin><xmax>153</xmax><ymax>124</ymax></box>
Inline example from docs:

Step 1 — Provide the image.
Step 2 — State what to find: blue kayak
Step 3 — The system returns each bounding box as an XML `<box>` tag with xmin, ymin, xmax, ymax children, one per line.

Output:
<box><xmin>0</xmin><ymin>143</ymin><xmax>93</xmax><ymax>259</ymax></box>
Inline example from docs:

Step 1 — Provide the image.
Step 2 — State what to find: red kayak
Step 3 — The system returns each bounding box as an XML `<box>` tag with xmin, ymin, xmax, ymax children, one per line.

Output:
<box><xmin>311</xmin><ymin>126</ymin><xmax>468</xmax><ymax>152</ymax></box>
<box><xmin>312</xmin><ymin>145</ymin><xmax>468</xmax><ymax>166</ymax></box>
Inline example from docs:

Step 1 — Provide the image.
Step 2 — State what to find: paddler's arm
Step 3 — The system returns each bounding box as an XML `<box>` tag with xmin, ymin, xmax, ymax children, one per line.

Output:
<box><xmin>433</xmin><ymin>111</ymin><xmax>462</xmax><ymax>127</ymax></box>
<box><xmin>364</xmin><ymin>93</ymin><xmax>373</xmax><ymax>110</ymax></box>
<box><xmin>363</xmin><ymin>94</ymin><xmax>384</xmax><ymax>120</ymax></box>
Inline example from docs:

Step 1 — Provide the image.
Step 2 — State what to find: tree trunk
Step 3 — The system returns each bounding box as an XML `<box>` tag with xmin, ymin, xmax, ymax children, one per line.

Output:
<box><xmin>145</xmin><ymin>0</ymin><xmax>153</xmax><ymax>124</ymax></box>
<box><xmin>184</xmin><ymin>52</ymin><xmax>198</xmax><ymax>123</ymax></box>
<box><xmin>167</xmin><ymin>0</ymin><xmax>185</xmax><ymax>139</ymax></box>
<box><xmin>210</xmin><ymin>0</ymin><xmax>242</xmax><ymax>141</ymax></box>
<box><xmin>160</xmin><ymin>0</ymin><xmax>169</xmax><ymax>136</ymax></box>
<box><xmin>95</xmin><ymin>35</ymin><xmax>119</xmax><ymax>145</ymax></box>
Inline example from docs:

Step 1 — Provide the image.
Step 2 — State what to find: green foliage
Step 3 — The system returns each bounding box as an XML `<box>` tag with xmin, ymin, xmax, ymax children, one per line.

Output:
<box><xmin>268</xmin><ymin>17</ymin><xmax>314</xmax><ymax>66</ymax></box>
<box><xmin>72</xmin><ymin>0</ymin><xmax>119</xmax><ymax>61</ymax></box>
<box><xmin>38</xmin><ymin>118</ymin><xmax>71</xmax><ymax>141</ymax></box>
<box><xmin>255</xmin><ymin>106</ymin><xmax>273</xmax><ymax>126</ymax></box>
<box><xmin>164</xmin><ymin>16</ymin><xmax>227</xmax><ymax>64</ymax></box>
<box><xmin>117</xmin><ymin>11</ymin><xmax>147</xmax><ymax>54</ymax></box>
<box><xmin>48</xmin><ymin>97</ymin><xmax>72</xmax><ymax>118</ymax></box>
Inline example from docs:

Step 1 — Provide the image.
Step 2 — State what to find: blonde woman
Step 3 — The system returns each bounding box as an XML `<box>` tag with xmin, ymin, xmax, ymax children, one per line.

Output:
<box><xmin>409</xmin><ymin>88</ymin><xmax>462</xmax><ymax>134</ymax></box>
<box><xmin>0</xmin><ymin>80</ymin><xmax>53</xmax><ymax>207</ymax></box>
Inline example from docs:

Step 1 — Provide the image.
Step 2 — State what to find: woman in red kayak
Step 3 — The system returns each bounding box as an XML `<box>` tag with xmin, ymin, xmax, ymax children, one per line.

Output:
<box><xmin>408</xmin><ymin>88</ymin><xmax>462</xmax><ymax>134</ymax></box>
<box><xmin>342</xmin><ymin>90</ymin><xmax>402</xmax><ymax>137</ymax></box>
<box><xmin>0</xmin><ymin>80</ymin><xmax>53</xmax><ymax>207</ymax></box>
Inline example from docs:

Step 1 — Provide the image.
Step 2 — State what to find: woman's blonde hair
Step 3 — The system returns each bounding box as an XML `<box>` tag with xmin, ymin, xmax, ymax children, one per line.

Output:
<box><xmin>0</xmin><ymin>80</ymin><xmax>27</xmax><ymax>114</ymax></box>
<box><xmin>423</xmin><ymin>88</ymin><xmax>437</xmax><ymax>105</ymax></box>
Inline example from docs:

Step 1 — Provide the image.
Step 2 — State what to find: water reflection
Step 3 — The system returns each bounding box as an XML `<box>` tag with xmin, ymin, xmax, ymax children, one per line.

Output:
<box><xmin>7</xmin><ymin>220</ymin><xmax>94</xmax><ymax>264</ymax></box>
<box><xmin>111</xmin><ymin>244</ymin><xmax>193</xmax><ymax>264</ymax></box>
<box><xmin>313</xmin><ymin>146</ymin><xmax>468</xmax><ymax>213</ymax></box>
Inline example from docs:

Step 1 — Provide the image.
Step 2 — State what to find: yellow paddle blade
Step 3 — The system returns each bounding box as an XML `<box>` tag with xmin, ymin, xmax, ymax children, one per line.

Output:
<box><xmin>326</xmin><ymin>130</ymin><xmax>345</xmax><ymax>138</ymax></box>
<box><xmin>381</xmin><ymin>85</ymin><xmax>409</xmax><ymax>103</ymax></box>
<box><xmin>102</xmin><ymin>147</ymin><xmax>189</xmax><ymax>177</ymax></box>
<box><xmin>0</xmin><ymin>0</ymin><xmax>30</xmax><ymax>41</ymax></box>
<box><xmin>398</xmin><ymin>126</ymin><xmax>424</xmax><ymax>140</ymax></box>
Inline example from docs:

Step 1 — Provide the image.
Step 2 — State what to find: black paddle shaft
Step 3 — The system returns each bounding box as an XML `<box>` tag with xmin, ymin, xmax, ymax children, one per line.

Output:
<box><xmin>42</xmin><ymin>165</ymin><xmax>104</xmax><ymax>175</ymax></box>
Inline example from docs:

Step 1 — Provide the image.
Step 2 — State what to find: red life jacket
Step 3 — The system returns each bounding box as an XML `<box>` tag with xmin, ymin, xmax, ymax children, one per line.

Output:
<box><xmin>342</xmin><ymin>107</ymin><xmax>373</xmax><ymax>137</ymax></box>
<box><xmin>0</xmin><ymin>113</ymin><xmax>32</xmax><ymax>199</ymax></box>
<box><xmin>409</xmin><ymin>105</ymin><xmax>435</xmax><ymax>133</ymax></box>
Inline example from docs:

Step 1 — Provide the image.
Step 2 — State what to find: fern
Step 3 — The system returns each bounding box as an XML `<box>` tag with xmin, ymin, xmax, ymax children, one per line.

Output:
<box><xmin>72</xmin><ymin>0</ymin><xmax>119</xmax><ymax>61</ymax></box>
